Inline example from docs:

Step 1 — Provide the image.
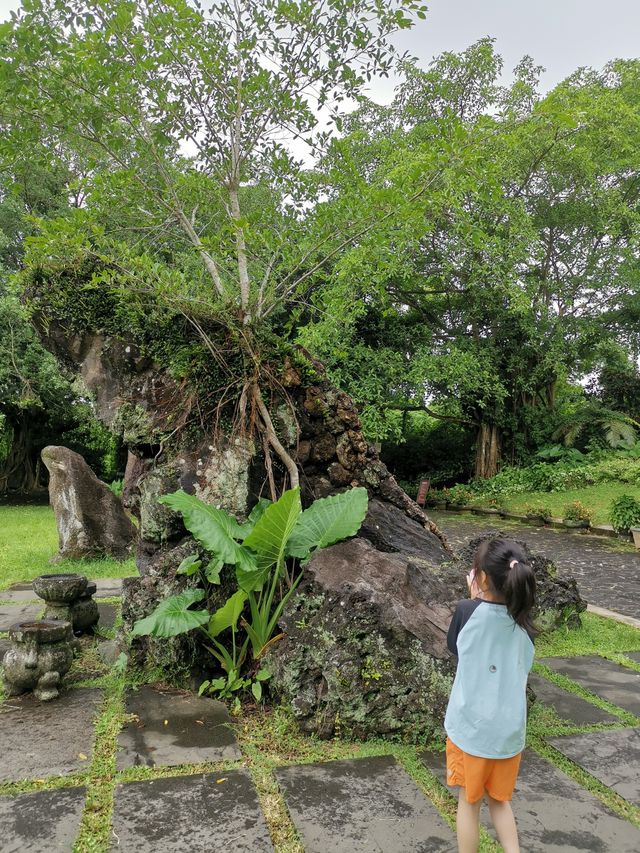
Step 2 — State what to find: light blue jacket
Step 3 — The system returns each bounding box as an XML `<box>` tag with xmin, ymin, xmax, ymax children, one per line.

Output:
<box><xmin>444</xmin><ymin>599</ymin><xmax>534</xmax><ymax>759</ymax></box>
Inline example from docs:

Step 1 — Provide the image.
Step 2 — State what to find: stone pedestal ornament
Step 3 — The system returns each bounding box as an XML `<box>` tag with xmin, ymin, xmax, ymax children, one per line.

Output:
<box><xmin>33</xmin><ymin>573</ymin><xmax>100</xmax><ymax>634</ymax></box>
<box><xmin>2</xmin><ymin>620</ymin><xmax>74</xmax><ymax>700</ymax></box>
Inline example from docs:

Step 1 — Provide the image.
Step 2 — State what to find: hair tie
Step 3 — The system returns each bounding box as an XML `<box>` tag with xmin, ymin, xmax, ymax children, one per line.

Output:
<box><xmin>509</xmin><ymin>559</ymin><xmax>518</xmax><ymax>569</ymax></box>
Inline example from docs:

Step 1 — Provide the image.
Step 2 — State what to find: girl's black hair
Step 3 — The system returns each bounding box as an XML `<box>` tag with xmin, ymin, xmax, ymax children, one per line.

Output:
<box><xmin>475</xmin><ymin>538</ymin><xmax>537</xmax><ymax>636</ymax></box>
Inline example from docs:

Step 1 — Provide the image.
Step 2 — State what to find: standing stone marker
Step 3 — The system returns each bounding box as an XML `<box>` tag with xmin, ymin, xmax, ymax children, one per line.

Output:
<box><xmin>117</xmin><ymin>685</ymin><xmax>240</xmax><ymax>768</ymax></box>
<box><xmin>528</xmin><ymin>673</ymin><xmax>618</xmax><ymax>725</ymax></box>
<box><xmin>0</xmin><ymin>786</ymin><xmax>86</xmax><ymax>853</ymax></box>
<box><xmin>0</xmin><ymin>688</ymin><xmax>103</xmax><ymax>782</ymax></box>
<box><xmin>111</xmin><ymin>772</ymin><xmax>273</xmax><ymax>851</ymax></box>
<box><xmin>42</xmin><ymin>445</ymin><xmax>136</xmax><ymax>561</ymax></box>
<box><xmin>275</xmin><ymin>754</ymin><xmax>456</xmax><ymax>852</ymax></box>
<box><xmin>421</xmin><ymin>749</ymin><xmax>640</xmax><ymax>852</ymax></box>
<box><xmin>543</xmin><ymin>655</ymin><xmax>640</xmax><ymax>715</ymax></box>
<box><xmin>549</xmin><ymin>728</ymin><xmax>640</xmax><ymax>807</ymax></box>
<box><xmin>0</xmin><ymin>604</ymin><xmax>42</xmax><ymax>632</ymax></box>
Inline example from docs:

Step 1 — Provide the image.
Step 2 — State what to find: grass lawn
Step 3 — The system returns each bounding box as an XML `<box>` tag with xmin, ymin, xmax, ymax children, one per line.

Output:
<box><xmin>472</xmin><ymin>482</ymin><xmax>640</xmax><ymax>525</ymax></box>
<box><xmin>0</xmin><ymin>503</ymin><xmax>137</xmax><ymax>591</ymax></box>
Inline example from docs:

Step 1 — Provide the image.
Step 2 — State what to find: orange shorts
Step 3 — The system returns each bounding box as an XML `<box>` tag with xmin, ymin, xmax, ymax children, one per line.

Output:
<box><xmin>445</xmin><ymin>738</ymin><xmax>521</xmax><ymax>804</ymax></box>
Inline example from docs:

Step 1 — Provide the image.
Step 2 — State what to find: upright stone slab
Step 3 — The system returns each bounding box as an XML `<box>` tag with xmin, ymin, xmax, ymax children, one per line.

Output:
<box><xmin>0</xmin><ymin>688</ymin><xmax>103</xmax><ymax>782</ymax></box>
<box><xmin>111</xmin><ymin>772</ymin><xmax>273</xmax><ymax>852</ymax></box>
<box><xmin>97</xmin><ymin>603</ymin><xmax>118</xmax><ymax>630</ymax></box>
<box><xmin>275</xmin><ymin>754</ymin><xmax>456</xmax><ymax>853</ymax></box>
<box><xmin>543</xmin><ymin>655</ymin><xmax>640</xmax><ymax>715</ymax></box>
<box><xmin>117</xmin><ymin>685</ymin><xmax>240</xmax><ymax>768</ymax></box>
<box><xmin>529</xmin><ymin>673</ymin><xmax>618</xmax><ymax>725</ymax></box>
<box><xmin>0</xmin><ymin>786</ymin><xmax>86</xmax><ymax>853</ymax></box>
<box><xmin>549</xmin><ymin>728</ymin><xmax>640</xmax><ymax>807</ymax></box>
<box><xmin>421</xmin><ymin>749</ymin><xmax>640</xmax><ymax>852</ymax></box>
<box><xmin>0</xmin><ymin>604</ymin><xmax>42</xmax><ymax>631</ymax></box>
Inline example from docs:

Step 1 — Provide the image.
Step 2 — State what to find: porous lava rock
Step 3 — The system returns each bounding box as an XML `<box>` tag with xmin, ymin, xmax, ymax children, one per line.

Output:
<box><xmin>266</xmin><ymin>538</ymin><xmax>456</xmax><ymax>740</ymax></box>
<box><xmin>41</xmin><ymin>446</ymin><xmax>136</xmax><ymax>561</ymax></box>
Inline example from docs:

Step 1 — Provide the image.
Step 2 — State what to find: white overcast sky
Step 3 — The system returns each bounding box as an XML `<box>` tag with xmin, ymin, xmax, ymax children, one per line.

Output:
<box><xmin>1</xmin><ymin>0</ymin><xmax>639</xmax><ymax>98</ymax></box>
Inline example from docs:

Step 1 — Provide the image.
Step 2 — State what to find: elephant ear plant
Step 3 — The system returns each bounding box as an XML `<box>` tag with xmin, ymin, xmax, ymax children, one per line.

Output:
<box><xmin>131</xmin><ymin>486</ymin><xmax>368</xmax><ymax>703</ymax></box>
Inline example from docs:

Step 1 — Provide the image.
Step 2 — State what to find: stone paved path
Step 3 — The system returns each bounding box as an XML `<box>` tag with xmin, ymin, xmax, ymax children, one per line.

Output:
<box><xmin>430</xmin><ymin>510</ymin><xmax>640</xmax><ymax>618</ymax></box>
<box><xmin>1</xmin><ymin>576</ymin><xmax>640</xmax><ymax>851</ymax></box>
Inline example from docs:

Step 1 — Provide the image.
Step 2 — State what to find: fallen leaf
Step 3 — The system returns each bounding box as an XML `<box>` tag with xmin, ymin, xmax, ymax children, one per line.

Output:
<box><xmin>78</xmin><ymin>753</ymin><xmax>88</xmax><ymax>761</ymax></box>
<box><xmin>164</xmin><ymin>719</ymin><xmax>169</xmax><ymax>726</ymax></box>
<box><xmin>216</xmin><ymin>778</ymin><xmax>227</xmax><ymax>784</ymax></box>
<box><xmin>195</xmin><ymin>720</ymin><xmax>204</xmax><ymax>725</ymax></box>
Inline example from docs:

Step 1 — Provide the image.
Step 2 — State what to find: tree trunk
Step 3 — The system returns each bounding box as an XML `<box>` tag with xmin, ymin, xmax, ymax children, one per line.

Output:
<box><xmin>474</xmin><ymin>421</ymin><xmax>501</xmax><ymax>480</ymax></box>
<box><xmin>0</xmin><ymin>414</ymin><xmax>44</xmax><ymax>495</ymax></box>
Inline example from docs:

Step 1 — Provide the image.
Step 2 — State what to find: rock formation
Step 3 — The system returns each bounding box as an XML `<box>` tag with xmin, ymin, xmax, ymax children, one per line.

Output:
<box><xmin>41</xmin><ymin>445</ymin><xmax>136</xmax><ymax>561</ymax></box>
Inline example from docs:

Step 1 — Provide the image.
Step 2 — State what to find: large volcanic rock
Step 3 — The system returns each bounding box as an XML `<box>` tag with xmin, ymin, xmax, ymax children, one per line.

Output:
<box><xmin>41</xmin><ymin>445</ymin><xmax>136</xmax><ymax>561</ymax></box>
<box><xmin>266</xmin><ymin>537</ymin><xmax>456</xmax><ymax>740</ymax></box>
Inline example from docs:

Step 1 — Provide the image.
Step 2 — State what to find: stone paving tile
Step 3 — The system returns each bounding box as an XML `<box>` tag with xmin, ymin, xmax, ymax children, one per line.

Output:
<box><xmin>422</xmin><ymin>749</ymin><xmax>640</xmax><ymax>852</ymax></box>
<box><xmin>626</xmin><ymin>651</ymin><xmax>640</xmax><ymax>663</ymax></box>
<box><xmin>0</xmin><ymin>604</ymin><xmax>43</xmax><ymax>631</ymax></box>
<box><xmin>529</xmin><ymin>673</ymin><xmax>618</xmax><ymax>725</ymax></box>
<box><xmin>111</xmin><ymin>771</ymin><xmax>273</xmax><ymax>852</ymax></box>
<box><xmin>0</xmin><ymin>786</ymin><xmax>86</xmax><ymax>852</ymax></box>
<box><xmin>430</xmin><ymin>511</ymin><xmax>640</xmax><ymax>619</ymax></box>
<box><xmin>93</xmin><ymin>578</ymin><xmax>131</xmax><ymax>598</ymax></box>
<box><xmin>276</xmin><ymin>754</ymin><xmax>456</xmax><ymax>852</ymax></box>
<box><xmin>543</xmin><ymin>655</ymin><xmax>640</xmax><ymax>716</ymax></box>
<box><xmin>117</xmin><ymin>685</ymin><xmax>240</xmax><ymax>769</ymax></box>
<box><xmin>0</xmin><ymin>583</ymin><xmax>38</xmax><ymax>603</ymax></box>
<box><xmin>549</xmin><ymin>728</ymin><xmax>640</xmax><ymax>807</ymax></box>
<box><xmin>0</xmin><ymin>688</ymin><xmax>102</xmax><ymax>782</ymax></box>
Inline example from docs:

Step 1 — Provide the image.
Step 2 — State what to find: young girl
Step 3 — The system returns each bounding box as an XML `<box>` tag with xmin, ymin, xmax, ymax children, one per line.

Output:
<box><xmin>444</xmin><ymin>537</ymin><xmax>536</xmax><ymax>853</ymax></box>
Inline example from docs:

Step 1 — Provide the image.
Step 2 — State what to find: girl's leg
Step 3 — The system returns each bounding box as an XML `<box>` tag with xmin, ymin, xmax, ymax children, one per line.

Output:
<box><xmin>487</xmin><ymin>795</ymin><xmax>520</xmax><ymax>853</ymax></box>
<box><xmin>456</xmin><ymin>790</ymin><xmax>482</xmax><ymax>853</ymax></box>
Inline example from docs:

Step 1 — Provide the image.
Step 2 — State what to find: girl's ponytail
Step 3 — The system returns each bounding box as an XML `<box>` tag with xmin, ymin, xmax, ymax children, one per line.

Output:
<box><xmin>503</xmin><ymin>557</ymin><xmax>537</xmax><ymax>637</ymax></box>
<box><xmin>474</xmin><ymin>538</ymin><xmax>537</xmax><ymax>636</ymax></box>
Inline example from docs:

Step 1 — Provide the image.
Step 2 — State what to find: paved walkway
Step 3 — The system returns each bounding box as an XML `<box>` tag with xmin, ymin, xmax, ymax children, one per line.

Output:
<box><xmin>1</xmin><ymin>576</ymin><xmax>639</xmax><ymax>851</ymax></box>
<box><xmin>430</xmin><ymin>510</ymin><xmax>640</xmax><ymax>619</ymax></box>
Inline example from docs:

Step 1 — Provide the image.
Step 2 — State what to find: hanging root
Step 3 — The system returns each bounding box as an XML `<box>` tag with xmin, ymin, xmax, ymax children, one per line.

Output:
<box><xmin>253</xmin><ymin>382</ymin><xmax>299</xmax><ymax>490</ymax></box>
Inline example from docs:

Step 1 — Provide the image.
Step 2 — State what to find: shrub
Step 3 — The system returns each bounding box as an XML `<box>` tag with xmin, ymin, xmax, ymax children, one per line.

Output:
<box><xmin>563</xmin><ymin>501</ymin><xmax>593</xmax><ymax>524</ymax></box>
<box><xmin>609</xmin><ymin>494</ymin><xmax>640</xmax><ymax>534</ymax></box>
<box><xmin>523</xmin><ymin>502</ymin><xmax>553</xmax><ymax>521</ymax></box>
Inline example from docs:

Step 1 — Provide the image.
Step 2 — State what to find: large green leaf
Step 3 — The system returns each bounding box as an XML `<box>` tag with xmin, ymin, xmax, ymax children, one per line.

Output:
<box><xmin>286</xmin><ymin>487</ymin><xmax>369</xmax><ymax>559</ymax></box>
<box><xmin>208</xmin><ymin>589</ymin><xmax>248</xmax><ymax>638</ymax></box>
<box><xmin>243</xmin><ymin>487</ymin><xmax>302</xmax><ymax>568</ymax></box>
<box><xmin>237</xmin><ymin>497</ymin><xmax>273</xmax><ymax>540</ymax></box>
<box><xmin>159</xmin><ymin>490</ymin><xmax>256</xmax><ymax>573</ymax></box>
<box><xmin>130</xmin><ymin>589</ymin><xmax>209</xmax><ymax>638</ymax></box>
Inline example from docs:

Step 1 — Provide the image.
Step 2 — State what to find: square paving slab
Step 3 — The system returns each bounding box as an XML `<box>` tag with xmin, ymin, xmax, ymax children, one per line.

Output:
<box><xmin>422</xmin><ymin>749</ymin><xmax>640</xmax><ymax>852</ymax></box>
<box><xmin>528</xmin><ymin>673</ymin><xmax>618</xmax><ymax>724</ymax></box>
<box><xmin>0</xmin><ymin>786</ymin><xmax>86</xmax><ymax>852</ymax></box>
<box><xmin>275</xmin><ymin>754</ymin><xmax>456</xmax><ymax>852</ymax></box>
<box><xmin>549</xmin><ymin>727</ymin><xmax>640</xmax><ymax>807</ymax></box>
<box><xmin>0</xmin><ymin>583</ymin><xmax>38</xmax><ymax>603</ymax></box>
<box><xmin>111</xmin><ymin>771</ymin><xmax>273</xmax><ymax>851</ymax></box>
<box><xmin>626</xmin><ymin>651</ymin><xmax>640</xmax><ymax>663</ymax></box>
<box><xmin>0</xmin><ymin>604</ymin><xmax>43</xmax><ymax>631</ymax></box>
<box><xmin>543</xmin><ymin>655</ymin><xmax>640</xmax><ymax>715</ymax></box>
<box><xmin>0</xmin><ymin>688</ymin><xmax>103</xmax><ymax>782</ymax></box>
<box><xmin>93</xmin><ymin>578</ymin><xmax>130</xmax><ymax>598</ymax></box>
<box><xmin>116</xmin><ymin>685</ymin><xmax>240</xmax><ymax>768</ymax></box>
